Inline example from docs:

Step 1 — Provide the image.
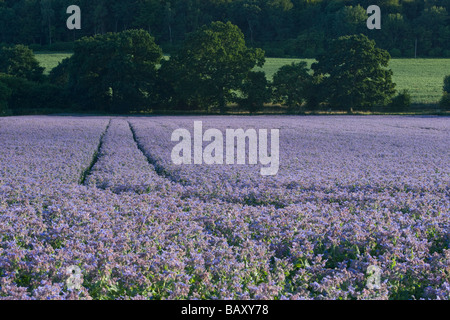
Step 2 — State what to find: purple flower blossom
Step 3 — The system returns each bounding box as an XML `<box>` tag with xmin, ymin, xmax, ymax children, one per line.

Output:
<box><xmin>0</xmin><ymin>115</ymin><xmax>448</xmax><ymax>300</ymax></box>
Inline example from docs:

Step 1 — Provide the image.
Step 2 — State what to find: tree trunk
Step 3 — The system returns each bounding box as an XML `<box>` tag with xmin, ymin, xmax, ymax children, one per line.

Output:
<box><xmin>48</xmin><ymin>19</ymin><xmax>52</xmax><ymax>45</ymax></box>
<box><xmin>219</xmin><ymin>90</ymin><xmax>226</xmax><ymax>114</ymax></box>
<box><xmin>248</xmin><ymin>19</ymin><xmax>254</xmax><ymax>46</ymax></box>
<box><xmin>168</xmin><ymin>25</ymin><xmax>173</xmax><ymax>43</ymax></box>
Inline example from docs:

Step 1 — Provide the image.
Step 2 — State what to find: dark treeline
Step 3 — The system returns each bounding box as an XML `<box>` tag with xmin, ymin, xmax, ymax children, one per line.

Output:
<box><xmin>1</xmin><ymin>0</ymin><xmax>450</xmax><ymax>57</ymax></box>
<box><xmin>2</xmin><ymin>24</ymin><xmax>449</xmax><ymax>117</ymax></box>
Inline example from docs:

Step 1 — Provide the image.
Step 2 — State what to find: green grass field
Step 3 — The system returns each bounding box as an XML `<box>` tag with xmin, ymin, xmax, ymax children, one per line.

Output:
<box><xmin>35</xmin><ymin>52</ymin><xmax>72</xmax><ymax>74</ymax></box>
<box><xmin>36</xmin><ymin>53</ymin><xmax>450</xmax><ymax>105</ymax></box>
<box><xmin>258</xmin><ymin>58</ymin><xmax>450</xmax><ymax>105</ymax></box>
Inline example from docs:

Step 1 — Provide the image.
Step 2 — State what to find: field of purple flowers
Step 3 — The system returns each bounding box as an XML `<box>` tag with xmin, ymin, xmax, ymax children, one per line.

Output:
<box><xmin>0</xmin><ymin>116</ymin><xmax>449</xmax><ymax>300</ymax></box>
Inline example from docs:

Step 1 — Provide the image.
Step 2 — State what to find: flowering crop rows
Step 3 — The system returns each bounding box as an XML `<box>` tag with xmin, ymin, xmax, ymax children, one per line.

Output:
<box><xmin>84</xmin><ymin>119</ymin><xmax>172</xmax><ymax>194</ymax></box>
<box><xmin>0</xmin><ymin>116</ymin><xmax>449</xmax><ymax>300</ymax></box>
<box><xmin>130</xmin><ymin>117</ymin><xmax>450</xmax><ymax>206</ymax></box>
<box><xmin>0</xmin><ymin>116</ymin><xmax>109</xmax><ymax>186</ymax></box>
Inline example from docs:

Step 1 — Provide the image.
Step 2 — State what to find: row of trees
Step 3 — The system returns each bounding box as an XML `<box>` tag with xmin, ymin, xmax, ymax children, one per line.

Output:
<box><xmin>1</xmin><ymin>22</ymin><xmax>413</xmax><ymax>115</ymax></box>
<box><xmin>441</xmin><ymin>76</ymin><xmax>450</xmax><ymax>109</ymax></box>
<box><xmin>1</xmin><ymin>0</ymin><xmax>450</xmax><ymax>58</ymax></box>
<box><xmin>1</xmin><ymin>23</ymin><xmax>449</xmax><ymax>116</ymax></box>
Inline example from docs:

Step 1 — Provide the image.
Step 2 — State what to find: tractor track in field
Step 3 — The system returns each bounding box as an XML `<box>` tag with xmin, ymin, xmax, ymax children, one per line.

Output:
<box><xmin>128</xmin><ymin>121</ymin><xmax>183</xmax><ymax>185</ymax></box>
<box><xmin>79</xmin><ymin>119</ymin><xmax>112</xmax><ymax>185</ymax></box>
<box><xmin>81</xmin><ymin>120</ymin><xmax>293</xmax><ymax>210</ymax></box>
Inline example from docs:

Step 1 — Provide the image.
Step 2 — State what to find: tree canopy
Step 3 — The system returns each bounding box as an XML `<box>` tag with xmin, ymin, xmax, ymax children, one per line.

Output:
<box><xmin>0</xmin><ymin>80</ymin><xmax>11</xmax><ymax>115</ymax></box>
<box><xmin>239</xmin><ymin>71</ymin><xmax>271</xmax><ymax>114</ymax></box>
<box><xmin>0</xmin><ymin>22</ymin><xmax>408</xmax><ymax>115</ymax></box>
<box><xmin>160</xmin><ymin>21</ymin><xmax>265</xmax><ymax>113</ymax></box>
<box><xmin>444</xmin><ymin>75</ymin><xmax>450</xmax><ymax>94</ymax></box>
<box><xmin>67</xmin><ymin>29</ymin><xmax>163</xmax><ymax>113</ymax></box>
<box><xmin>0</xmin><ymin>45</ymin><xmax>44</xmax><ymax>82</ymax></box>
<box><xmin>0</xmin><ymin>1</ymin><xmax>449</xmax><ymax>58</ymax></box>
<box><xmin>272</xmin><ymin>61</ymin><xmax>312</xmax><ymax>112</ymax></box>
<box><xmin>312</xmin><ymin>34</ymin><xmax>396</xmax><ymax>112</ymax></box>
<box><xmin>440</xmin><ymin>75</ymin><xmax>450</xmax><ymax>110</ymax></box>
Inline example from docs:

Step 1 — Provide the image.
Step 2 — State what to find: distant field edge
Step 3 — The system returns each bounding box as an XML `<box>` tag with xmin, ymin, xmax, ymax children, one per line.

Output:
<box><xmin>3</xmin><ymin>110</ymin><xmax>449</xmax><ymax>118</ymax></box>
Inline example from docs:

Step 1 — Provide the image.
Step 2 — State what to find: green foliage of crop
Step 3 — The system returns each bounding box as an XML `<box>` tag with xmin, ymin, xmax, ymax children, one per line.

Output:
<box><xmin>36</xmin><ymin>53</ymin><xmax>450</xmax><ymax>105</ymax></box>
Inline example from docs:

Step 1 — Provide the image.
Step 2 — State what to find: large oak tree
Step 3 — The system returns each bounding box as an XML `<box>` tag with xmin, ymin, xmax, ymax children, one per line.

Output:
<box><xmin>161</xmin><ymin>21</ymin><xmax>265</xmax><ymax>113</ymax></box>
<box><xmin>312</xmin><ymin>34</ymin><xmax>396</xmax><ymax>112</ymax></box>
<box><xmin>0</xmin><ymin>45</ymin><xmax>44</xmax><ymax>82</ymax></box>
<box><xmin>67</xmin><ymin>29</ymin><xmax>162</xmax><ymax>113</ymax></box>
